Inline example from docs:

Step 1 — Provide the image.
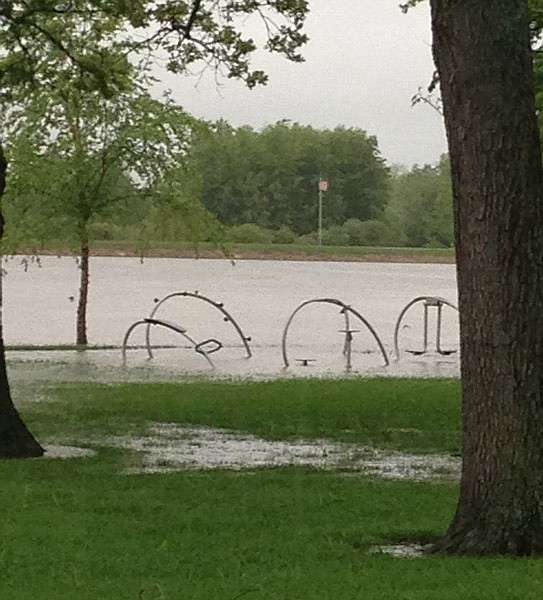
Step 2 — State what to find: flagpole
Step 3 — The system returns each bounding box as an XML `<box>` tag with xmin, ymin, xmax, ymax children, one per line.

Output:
<box><xmin>318</xmin><ymin>177</ymin><xmax>323</xmax><ymax>246</ymax></box>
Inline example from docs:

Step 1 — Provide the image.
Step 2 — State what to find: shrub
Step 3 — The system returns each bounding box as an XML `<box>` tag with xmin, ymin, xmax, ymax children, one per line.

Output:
<box><xmin>296</xmin><ymin>232</ymin><xmax>318</xmax><ymax>245</ymax></box>
<box><xmin>342</xmin><ymin>219</ymin><xmax>394</xmax><ymax>247</ymax></box>
<box><xmin>321</xmin><ymin>225</ymin><xmax>350</xmax><ymax>246</ymax></box>
<box><xmin>227</xmin><ymin>223</ymin><xmax>274</xmax><ymax>244</ymax></box>
<box><xmin>88</xmin><ymin>221</ymin><xmax>128</xmax><ymax>241</ymax></box>
<box><xmin>272</xmin><ymin>225</ymin><xmax>296</xmax><ymax>244</ymax></box>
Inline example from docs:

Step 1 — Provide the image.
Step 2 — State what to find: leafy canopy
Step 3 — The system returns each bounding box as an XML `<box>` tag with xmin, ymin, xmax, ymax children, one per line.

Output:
<box><xmin>0</xmin><ymin>0</ymin><xmax>309</xmax><ymax>94</ymax></box>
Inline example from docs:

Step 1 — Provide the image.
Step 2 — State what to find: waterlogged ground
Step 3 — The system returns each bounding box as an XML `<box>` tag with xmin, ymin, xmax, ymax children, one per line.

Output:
<box><xmin>7</xmin><ymin>345</ymin><xmax>459</xmax><ymax>394</ymax></box>
<box><xmin>61</xmin><ymin>423</ymin><xmax>460</xmax><ymax>481</ymax></box>
<box><xmin>10</xmin><ymin>347</ymin><xmax>460</xmax><ymax>484</ymax></box>
<box><xmin>7</xmin><ymin>257</ymin><xmax>461</xmax><ymax>494</ymax></box>
<box><xmin>369</xmin><ymin>543</ymin><xmax>430</xmax><ymax>558</ymax></box>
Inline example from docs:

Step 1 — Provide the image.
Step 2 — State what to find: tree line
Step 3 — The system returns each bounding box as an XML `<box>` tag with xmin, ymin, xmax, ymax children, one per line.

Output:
<box><xmin>4</xmin><ymin>118</ymin><xmax>453</xmax><ymax>250</ymax></box>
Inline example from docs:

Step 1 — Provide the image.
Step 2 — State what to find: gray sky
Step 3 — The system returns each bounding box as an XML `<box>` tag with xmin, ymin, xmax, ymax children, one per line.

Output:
<box><xmin>159</xmin><ymin>0</ymin><xmax>448</xmax><ymax>168</ymax></box>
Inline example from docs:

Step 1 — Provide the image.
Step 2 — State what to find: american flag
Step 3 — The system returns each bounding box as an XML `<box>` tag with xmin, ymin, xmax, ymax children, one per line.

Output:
<box><xmin>319</xmin><ymin>180</ymin><xmax>329</xmax><ymax>192</ymax></box>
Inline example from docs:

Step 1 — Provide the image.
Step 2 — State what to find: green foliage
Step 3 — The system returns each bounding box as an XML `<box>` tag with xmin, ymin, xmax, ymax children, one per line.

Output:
<box><xmin>227</xmin><ymin>223</ymin><xmax>274</xmax><ymax>244</ymax></box>
<box><xmin>0</xmin><ymin>0</ymin><xmax>312</xmax><ymax>247</ymax></box>
<box><xmin>0</xmin><ymin>1</ymin><xmax>309</xmax><ymax>97</ymax></box>
<box><xmin>314</xmin><ymin>219</ymin><xmax>395</xmax><ymax>248</ymax></box>
<box><xmin>386</xmin><ymin>156</ymin><xmax>453</xmax><ymax>248</ymax></box>
<box><xmin>3</xmin><ymin>88</ymin><xmax>202</xmax><ymax>251</ymax></box>
<box><xmin>0</xmin><ymin>1</ymin><xmax>133</xmax><ymax>100</ymax></box>
<box><xmin>272</xmin><ymin>225</ymin><xmax>297</xmax><ymax>244</ymax></box>
<box><xmin>142</xmin><ymin>170</ymin><xmax>226</xmax><ymax>248</ymax></box>
<box><xmin>191</xmin><ymin>121</ymin><xmax>390</xmax><ymax>235</ymax></box>
<box><xmin>297</xmin><ymin>231</ymin><xmax>319</xmax><ymax>245</ymax></box>
<box><xmin>341</xmin><ymin>218</ymin><xmax>394</xmax><ymax>247</ymax></box>
<box><xmin>321</xmin><ymin>224</ymin><xmax>350</xmax><ymax>246</ymax></box>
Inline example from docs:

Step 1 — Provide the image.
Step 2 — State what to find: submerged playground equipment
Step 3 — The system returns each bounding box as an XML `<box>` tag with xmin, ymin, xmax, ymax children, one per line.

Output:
<box><xmin>121</xmin><ymin>292</ymin><xmax>459</xmax><ymax>375</ymax></box>
<box><xmin>393</xmin><ymin>296</ymin><xmax>459</xmax><ymax>361</ymax></box>
<box><xmin>122</xmin><ymin>291</ymin><xmax>252</xmax><ymax>369</ymax></box>
<box><xmin>281</xmin><ymin>297</ymin><xmax>389</xmax><ymax>371</ymax></box>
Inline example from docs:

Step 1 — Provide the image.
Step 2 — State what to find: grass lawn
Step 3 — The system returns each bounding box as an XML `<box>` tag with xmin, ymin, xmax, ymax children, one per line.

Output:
<box><xmin>3</xmin><ymin>378</ymin><xmax>543</xmax><ymax>599</ymax></box>
<box><xmin>25</xmin><ymin>240</ymin><xmax>456</xmax><ymax>262</ymax></box>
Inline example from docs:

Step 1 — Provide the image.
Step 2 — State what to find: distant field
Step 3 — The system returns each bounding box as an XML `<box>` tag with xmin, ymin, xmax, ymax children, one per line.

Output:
<box><xmin>18</xmin><ymin>240</ymin><xmax>456</xmax><ymax>263</ymax></box>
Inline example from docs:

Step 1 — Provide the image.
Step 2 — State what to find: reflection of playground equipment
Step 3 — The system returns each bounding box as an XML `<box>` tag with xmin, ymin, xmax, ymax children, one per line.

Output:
<box><xmin>122</xmin><ymin>291</ymin><xmax>252</xmax><ymax>369</ymax></box>
<box><xmin>393</xmin><ymin>296</ymin><xmax>459</xmax><ymax>361</ymax></box>
<box><xmin>281</xmin><ymin>298</ymin><xmax>389</xmax><ymax>370</ymax></box>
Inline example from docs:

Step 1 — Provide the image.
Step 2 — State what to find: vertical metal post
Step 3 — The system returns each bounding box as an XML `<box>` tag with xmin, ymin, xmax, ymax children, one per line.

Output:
<box><xmin>436</xmin><ymin>301</ymin><xmax>443</xmax><ymax>353</ymax></box>
<box><xmin>318</xmin><ymin>179</ymin><xmax>323</xmax><ymax>246</ymax></box>
<box><xmin>422</xmin><ymin>303</ymin><xmax>429</xmax><ymax>353</ymax></box>
<box><xmin>345</xmin><ymin>330</ymin><xmax>353</xmax><ymax>371</ymax></box>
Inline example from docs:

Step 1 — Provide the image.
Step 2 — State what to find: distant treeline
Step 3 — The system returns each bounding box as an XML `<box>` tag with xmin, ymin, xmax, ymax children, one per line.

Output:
<box><xmin>190</xmin><ymin>122</ymin><xmax>453</xmax><ymax>248</ymax></box>
<box><xmin>4</xmin><ymin>119</ymin><xmax>453</xmax><ymax>251</ymax></box>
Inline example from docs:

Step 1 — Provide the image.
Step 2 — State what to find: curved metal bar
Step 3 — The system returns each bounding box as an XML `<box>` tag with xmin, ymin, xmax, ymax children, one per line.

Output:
<box><xmin>393</xmin><ymin>296</ymin><xmax>459</xmax><ymax>361</ymax></box>
<box><xmin>122</xmin><ymin>320</ymin><xmax>147</xmax><ymax>365</ymax></box>
<box><xmin>145</xmin><ymin>291</ymin><xmax>252</xmax><ymax>359</ymax></box>
<box><xmin>122</xmin><ymin>319</ymin><xmax>215</xmax><ymax>369</ymax></box>
<box><xmin>281</xmin><ymin>298</ymin><xmax>389</xmax><ymax>369</ymax></box>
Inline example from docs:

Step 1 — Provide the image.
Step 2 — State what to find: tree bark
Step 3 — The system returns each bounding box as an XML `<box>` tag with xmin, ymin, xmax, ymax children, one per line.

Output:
<box><xmin>430</xmin><ymin>0</ymin><xmax>543</xmax><ymax>555</ymax></box>
<box><xmin>0</xmin><ymin>146</ymin><xmax>43</xmax><ymax>458</ymax></box>
<box><xmin>76</xmin><ymin>238</ymin><xmax>89</xmax><ymax>346</ymax></box>
<box><xmin>0</xmin><ymin>326</ymin><xmax>44</xmax><ymax>458</ymax></box>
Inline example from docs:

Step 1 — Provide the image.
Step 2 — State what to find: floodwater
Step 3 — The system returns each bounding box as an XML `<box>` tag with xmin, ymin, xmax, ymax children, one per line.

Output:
<box><xmin>369</xmin><ymin>544</ymin><xmax>430</xmax><ymax>558</ymax></box>
<box><xmin>3</xmin><ymin>256</ymin><xmax>460</xmax><ymax>383</ymax></box>
<box><xmin>96</xmin><ymin>423</ymin><xmax>461</xmax><ymax>480</ymax></box>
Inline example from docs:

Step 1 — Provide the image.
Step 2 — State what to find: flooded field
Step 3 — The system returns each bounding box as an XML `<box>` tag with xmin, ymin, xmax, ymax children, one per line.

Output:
<box><xmin>4</xmin><ymin>256</ymin><xmax>460</xmax><ymax>383</ymax></box>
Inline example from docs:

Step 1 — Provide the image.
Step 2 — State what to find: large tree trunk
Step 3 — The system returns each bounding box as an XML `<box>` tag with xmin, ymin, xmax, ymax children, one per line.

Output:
<box><xmin>0</xmin><ymin>320</ymin><xmax>44</xmax><ymax>458</ymax></box>
<box><xmin>0</xmin><ymin>146</ymin><xmax>43</xmax><ymax>458</ymax></box>
<box><xmin>76</xmin><ymin>238</ymin><xmax>89</xmax><ymax>346</ymax></box>
<box><xmin>430</xmin><ymin>0</ymin><xmax>543</xmax><ymax>555</ymax></box>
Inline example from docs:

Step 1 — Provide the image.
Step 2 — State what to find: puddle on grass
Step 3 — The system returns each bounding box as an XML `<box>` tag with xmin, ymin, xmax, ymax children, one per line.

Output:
<box><xmin>369</xmin><ymin>543</ymin><xmax>430</xmax><ymax>558</ymax></box>
<box><xmin>98</xmin><ymin>423</ymin><xmax>460</xmax><ymax>480</ymax></box>
<box><xmin>358</xmin><ymin>451</ymin><xmax>459</xmax><ymax>481</ymax></box>
<box><xmin>42</xmin><ymin>445</ymin><xmax>96</xmax><ymax>459</ymax></box>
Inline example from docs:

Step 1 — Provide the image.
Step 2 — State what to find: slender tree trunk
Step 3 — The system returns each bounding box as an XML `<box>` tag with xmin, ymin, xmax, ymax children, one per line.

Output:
<box><xmin>0</xmin><ymin>146</ymin><xmax>43</xmax><ymax>458</ymax></box>
<box><xmin>430</xmin><ymin>0</ymin><xmax>543</xmax><ymax>555</ymax></box>
<box><xmin>76</xmin><ymin>238</ymin><xmax>89</xmax><ymax>346</ymax></box>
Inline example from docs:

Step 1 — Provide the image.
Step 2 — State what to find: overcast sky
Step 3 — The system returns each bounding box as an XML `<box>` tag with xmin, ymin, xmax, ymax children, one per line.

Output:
<box><xmin>158</xmin><ymin>0</ymin><xmax>448</xmax><ymax>168</ymax></box>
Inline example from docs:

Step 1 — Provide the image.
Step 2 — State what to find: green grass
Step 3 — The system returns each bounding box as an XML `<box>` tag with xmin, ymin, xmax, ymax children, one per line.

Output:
<box><xmin>21</xmin><ymin>239</ymin><xmax>456</xmax><ymax>260</ymax></box>
<box><xmin>225</xmin><ymin>242</ymin><xmax>455</xmax><ymax>259</ymax></box>
<box><xmin>27</xmin><ymin>378</ymin><xmax>462</xmax><ymax>453</ymax></box>
<box><xmin>5</xmin><ymin>378</ymin><xmax>543</xmax><ymax>599</ymax></box>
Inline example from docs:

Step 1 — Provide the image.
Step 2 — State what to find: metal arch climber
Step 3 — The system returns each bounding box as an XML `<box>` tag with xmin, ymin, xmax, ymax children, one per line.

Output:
<box><xmin>145</xmin><ymin>291</ymin><xmax>252</xmax><ymax>359</ymax></box>
<box><xmin>393</xmin><ymin>296</ymin><xmax>459</xmax><ymax>361</ymax></box>
<box><xmin>122</xmin><ymin>291</ymin><xmax>252</xmax><ymax>369</ymax></box>
<box><xmin>122</xmin><ymin>318</ymin><xmax>220</xmax><ymax>368</ymax></box>
<box><xmin>281</xmin><ymin>297</ymin><xmax>389</xmax><ymax>370</ymax></box>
